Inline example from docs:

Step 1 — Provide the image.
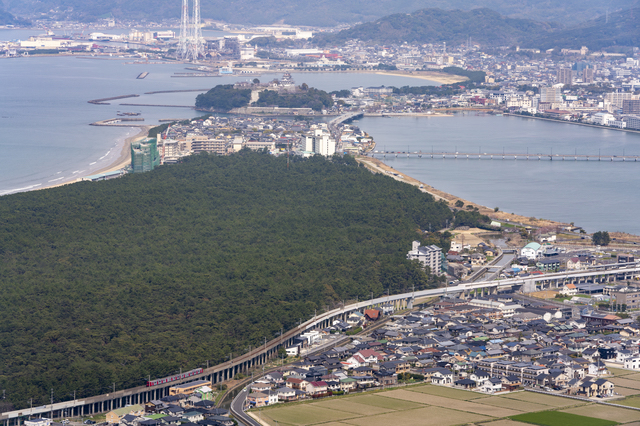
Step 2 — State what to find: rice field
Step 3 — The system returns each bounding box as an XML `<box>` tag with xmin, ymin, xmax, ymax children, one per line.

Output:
<box><xmin>562</xmin><ymin>404</ymin><xmax>640</xmax><ymax>423</ymax></box>
<box><xmin>510</xmin><ymin>411</ymin><xmax>617</xmax><ymax>426</ymax></box>
<box><xmin>257</xmin><ymin>382</ymin><xmax>640</xmax><ymax>426</ymax></box>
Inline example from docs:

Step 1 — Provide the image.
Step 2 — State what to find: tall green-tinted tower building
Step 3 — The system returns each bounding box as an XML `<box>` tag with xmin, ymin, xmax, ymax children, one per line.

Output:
<box><xmin>131</xmin><ymin>138</ymin><xmax>161</xmax><ymax>173</ymax></box>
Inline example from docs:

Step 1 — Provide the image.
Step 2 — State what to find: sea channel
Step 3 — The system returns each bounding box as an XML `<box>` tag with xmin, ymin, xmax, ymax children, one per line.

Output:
<box><xmin>1</xmin><ymin>42</ymin><xmax>639</xmax><ymax>234</ymax></box>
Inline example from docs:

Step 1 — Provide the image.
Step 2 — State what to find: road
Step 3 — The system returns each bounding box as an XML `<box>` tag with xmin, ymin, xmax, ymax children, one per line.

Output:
<box><xmin>228</xmin><ymin>312</ymin><xmax>403</xmax><ymax>426</ymax></box>
<box><xmin>230</xmin><ymin>387</ymin><xmax>261</xmax><ymax>426</ymax></box>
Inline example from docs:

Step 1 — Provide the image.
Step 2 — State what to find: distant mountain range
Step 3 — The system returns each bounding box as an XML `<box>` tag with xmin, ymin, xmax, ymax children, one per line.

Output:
<box><xmin>313</xmin><ymin>8</ymin><xmax>559</xmax><ymax>47</ymax></box>
<box><xmin>0</xmin><ymin>7</ymin><xmax>30</xmax><ymax>26</ymax></box>
<box><xmin>2</xmin><ymin>0</ymin><xmax>639</xmax><ymax>26</ymax></box>
<box><xmin>523</xmin><ymin>8</ymin><xmax>640</xmax><ymax>51</ymax></box>
<box><xmin>313</xmin><ymin>7</ymin><xmax>640</xmax><ymax>51</ymax></box>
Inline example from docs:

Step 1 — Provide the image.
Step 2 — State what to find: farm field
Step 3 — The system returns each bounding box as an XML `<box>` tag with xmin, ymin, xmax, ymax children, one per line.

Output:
<box><xmin>255</xmin><ymin>384</ymin><xmax>640</xmax><ymax>426</ymax></box>
<box><xmin>562</xmin><ymin>404</ymin><xmax>640</xmax><ymax>423</ymax></box>
<box><xmin>510</xmin><ymin>411</ymin><xmax>617</xmax><ymax>426</ymax></box>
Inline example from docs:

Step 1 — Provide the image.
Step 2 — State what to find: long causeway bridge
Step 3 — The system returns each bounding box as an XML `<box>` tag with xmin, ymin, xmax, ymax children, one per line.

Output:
<box><xmin>367</xmin><ymin>150</ymin><xmax>640</xmax><ymax>162</ymax></box>
<box><xmin>3</xmin><ymin>261</ymin><xmax>640</xmax><ymax>425</ymax></box>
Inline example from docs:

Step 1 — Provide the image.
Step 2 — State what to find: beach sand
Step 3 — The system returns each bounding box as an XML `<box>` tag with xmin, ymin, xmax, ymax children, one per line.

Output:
<box><xmin>374</xmin><ymin>70</ymin><xmax>467</xmax><ymax>85</ymax></box>
<box><xmin>38</xmin><ymin>125</ymin><xmax>152</xmax><ymax>191</ymax></box>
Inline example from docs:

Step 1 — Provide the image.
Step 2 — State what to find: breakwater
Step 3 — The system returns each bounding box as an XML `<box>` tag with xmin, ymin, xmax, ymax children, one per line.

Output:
<box><xmin>120</xmin><ymin>103</ymin><xmax>194</xmax><ymax>108</ymax></box>
<box><xmin>88</xmin><ymin>94</ymin><xmax>140</xmax><ymax>105</ymax></box>
<box><xmin>144</xmin><ymin>89</ymin><xmax>209</xmax><ymax>94</ymax></box>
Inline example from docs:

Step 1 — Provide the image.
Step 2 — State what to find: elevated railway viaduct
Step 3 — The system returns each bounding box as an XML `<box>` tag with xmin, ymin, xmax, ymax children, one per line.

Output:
<box><xmin>3</xmin><ymin>262</ymin><xmax>639</xmax><ymax>425</ymax></box>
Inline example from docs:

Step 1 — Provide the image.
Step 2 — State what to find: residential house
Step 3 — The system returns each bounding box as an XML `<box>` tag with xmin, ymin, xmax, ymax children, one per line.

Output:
<box><xmin>246</xmin><ymin>393</ymin><xmax>269</xmax><ymax>408</ymax></box>
<box><xmin>106</xmin><ymin>405</ymin><xmax>145</xmax><ymax>424</ymax></box>
<box><xmin>431</xmin><ymin>369</ymin><xmax>454</xmax><ymax>385</ymax></box>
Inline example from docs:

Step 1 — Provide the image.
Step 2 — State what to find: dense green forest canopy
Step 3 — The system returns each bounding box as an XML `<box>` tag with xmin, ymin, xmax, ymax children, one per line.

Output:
<box><xmin>254</xmin><ymin>87</ymin><xmax>334</xmax><ymax>111</ymax></box>
<box><xmin>4</xmin><ymin>0</ymin><xmax>636</xmax><ymax>26</ymax></box>
<box><xmin>442</xmin><ymin>67</ymin><xmax>486</xmax><ymax>83</ymax></box>
<box><xmin>195</xmin><ymin>85</ymin><xmax>251</xmax><ymax>112</ymax></box>
<box><xmin>195</xmin><ymin>85</ymin><xmax>333</xmax><ymax>112</ymax></box>
<box><xmin>0</xmin><ymin>152</ymin><xmax>463</xmax><ymax>409</ymax></box>
<box><xmin>392</xmin><ymin>81</ymin><xmax>483</xmax><ymax>96</ymax></box>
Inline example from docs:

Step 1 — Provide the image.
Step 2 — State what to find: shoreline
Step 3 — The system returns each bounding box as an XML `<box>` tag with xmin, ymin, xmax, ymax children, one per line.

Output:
<box><xmin>357</xmin><ymin>156</ymin><xmax>640</xmax><ymax>243</ymax></box>
<box><xmin>504</xmin><ymin>113</ymin><xmax>640</xmax><ymax>135</ymax></box>
<box><xmin>356</xmin><ymin>156</ymin><xmax>569</xmax><ymax>230</ymax></box>
<box><xmin>37</xmin><ymin>125</ymin><xmax>151</xmax><ymax>192</ymax></box>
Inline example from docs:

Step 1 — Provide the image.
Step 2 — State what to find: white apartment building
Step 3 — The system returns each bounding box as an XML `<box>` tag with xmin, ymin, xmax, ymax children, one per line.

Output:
<box><xmin>304</xmin><ymin>127</ymin><xmax>336</xmax><ymax>156</ymax></box>
<box><xmin>407</xmin><ymin>241</ymin><xmax>442</xmax><ymax>275</ymax></box>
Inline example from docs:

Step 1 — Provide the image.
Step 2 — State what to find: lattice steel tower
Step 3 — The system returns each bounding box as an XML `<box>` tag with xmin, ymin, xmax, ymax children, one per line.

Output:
<box><xmin>178</xmin><ymin>0</ymin><xmax>190</xmax><ymax>60</ymax></box>
<box><xmin>187</xmin><ymin>0</ymin><xmax>204</xmax><ymax>61</ymax></box>
<box><xmin>178</xmin><ymin>0</ymin><xmax>204</xmax><ymax>61</ymax></box>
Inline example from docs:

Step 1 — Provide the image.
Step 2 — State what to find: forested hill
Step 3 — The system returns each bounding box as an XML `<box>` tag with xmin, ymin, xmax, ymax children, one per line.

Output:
<box><xmin>0</xmin><ymin>152</ymin><xmax>477</xmax><ymax>409</ymax></box>
<box><xmin>312</xmin><ymin>7</ymin><xmax>640</xmax><ymax>50</ymax></box>
<box><xmin>522</xmin><ymin>8</ymin><xmax>640</xmax><ymax>51</ymax></box>
<box><xmin>313</xmin><ymin>8</ymin><xmax>557</xmax><ymax>47</ymax></box>
<box><xmin>0</xmin><ymin>7</ymin><xmax>30</xmax><ymax>25</ymax></box>
<box><xmin>4</xmin><ymin>0</ymin><xmax>637</xmax><ymax>26</ymax></box>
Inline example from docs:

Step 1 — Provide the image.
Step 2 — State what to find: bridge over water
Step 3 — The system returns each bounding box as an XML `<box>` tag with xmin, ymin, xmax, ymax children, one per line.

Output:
<box><xmin>367</xmin><ymin>151</ymin><xmax>640</xmax><ymax>162</ymax></box>
<box><xmin>3</xmin><ymin>261</ymin><xmax>639</xmax><ymax>425</ymax></box>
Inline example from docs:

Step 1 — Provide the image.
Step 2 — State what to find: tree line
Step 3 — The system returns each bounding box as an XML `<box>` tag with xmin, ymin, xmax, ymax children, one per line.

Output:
<box><xmin>0</xmin><ymin>152</ymin><xmax>454</xmax><ymax>409</ymax></box>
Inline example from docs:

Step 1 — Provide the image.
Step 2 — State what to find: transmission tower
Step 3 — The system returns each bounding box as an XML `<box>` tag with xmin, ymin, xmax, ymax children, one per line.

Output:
<box><xmin>178</xmin><ymin>0</ymin><xmax>204</xmax><ymax>62</ymax></box>
<box><xmin>186</xmin><ymin>0</ymin><xmax>204</xmax><ymax>62</ymax></box>
<box><xmin>178</xmin><ymin>0</ymin><xmax>190</xmax><ymax>60</ymax></box>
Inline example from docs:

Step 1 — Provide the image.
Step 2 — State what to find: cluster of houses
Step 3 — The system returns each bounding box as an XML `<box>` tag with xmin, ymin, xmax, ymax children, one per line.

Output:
<box><xmin>502</xmin><ymin>240</ymin><xmax>634</xmax><ymax>277</ymax></box>
<box><xmin>447</xmin><ymin>236</ymin><xmax>499</xmax><ymax>279</ymax></box>
<box><xmin>101</xmin><ymin>381</ymin><xmax>231</xmax><ymax>426</ymax></box>
<box><xmin>245</xmin><ymin>294</ymin><xmax>640</xmax><ymax>408</ymax></box>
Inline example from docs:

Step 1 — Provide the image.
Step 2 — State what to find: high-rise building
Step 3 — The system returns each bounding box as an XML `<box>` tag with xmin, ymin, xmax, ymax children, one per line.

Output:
<box><xmin>605</xmin><ymin>92</ymin><xmax>634</xmax><ymax>109</ymax></box>
<box><xmin>407</xmin><ymin>241</ymin><xmax>442</xmax><ymax>275</ymax></box>
<box><xmin>540</xmin><ymin>86</ymin><xmax>561</xmax><ymax>103</ymax></box>
<box><xmin>131</xmin><ymin>138</ymin><xmax>161</xmax><ymax>173</ymax></box>
<box><xmin>304</xmin><ymin>128</ymin><xmax>336</xmax><ymax>156</ymax></box>
<box><xmin>583</xmin><ymin>68</ymin><xmax>594</xmax><ymax>84</ymax></box>
<box><xmin>623</xmin><ymin>99</ymin><xmax>640</xmax><ymax>115</ymax></box>
<box><xmin>557</xmin><ymin>68</ymin><xmax>573</xmax><ymax>85</ymax></box>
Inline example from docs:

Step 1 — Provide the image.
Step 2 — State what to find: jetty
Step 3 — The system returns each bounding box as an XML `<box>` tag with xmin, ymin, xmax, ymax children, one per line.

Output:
<box><xmin>88</xmin><ymin>94</ymin><xmax>139</xmax><ymax>105</ymax></box>
<box><xmin>144</xmin><ymin>89</ymin><xmax>209</xmax><ymax>95</ymax></box>
<box><xmin>367</xmin><ymin>150</ymin><xmax>640</xmax><ymax>162</ymax></box>
<box><xmin>120</xmin><ymin>103</ymin><xmax>194</xmax><ymax>108</ymax></box>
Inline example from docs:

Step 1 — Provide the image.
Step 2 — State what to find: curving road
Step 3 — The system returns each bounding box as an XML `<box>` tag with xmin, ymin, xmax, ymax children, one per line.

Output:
<box><xmin>230</xmin><ymin>386</ymin><xmax>261</xmax><ymax>426</ymax></box>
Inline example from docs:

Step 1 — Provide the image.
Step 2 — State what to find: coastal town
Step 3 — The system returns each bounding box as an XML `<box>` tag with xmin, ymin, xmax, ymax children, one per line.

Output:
<box><xmin>5</xmin><ymin>6</ymin><xmax>640</xmax><ymax>426</ymax></box>
<box><xmin>3</xmin><ymin>18</ymin><xmax>640</xmax><ymax>131</ymax></box>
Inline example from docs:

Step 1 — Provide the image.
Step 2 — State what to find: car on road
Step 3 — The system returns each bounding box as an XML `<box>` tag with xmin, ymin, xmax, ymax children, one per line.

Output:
<box><xmin>84</xmin><ymin>420</ymin><xmax>96</xmax><ymax>424</ymax></box>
